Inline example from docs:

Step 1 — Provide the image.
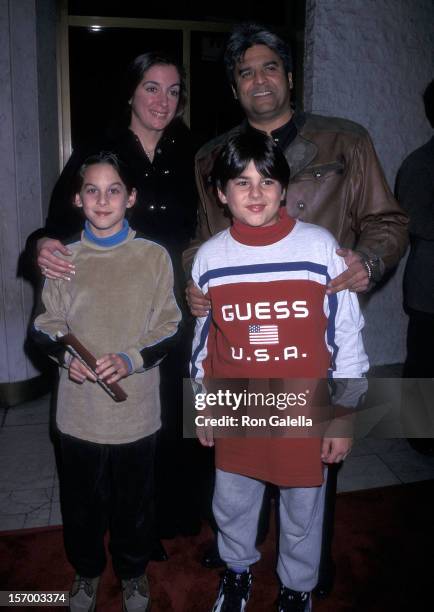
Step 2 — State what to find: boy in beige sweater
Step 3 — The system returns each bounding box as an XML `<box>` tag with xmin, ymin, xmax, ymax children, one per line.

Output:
<box><xmin>32</xmin><ymin>152</ymin><xmax>181</xmax><ymax>612</ymax></box>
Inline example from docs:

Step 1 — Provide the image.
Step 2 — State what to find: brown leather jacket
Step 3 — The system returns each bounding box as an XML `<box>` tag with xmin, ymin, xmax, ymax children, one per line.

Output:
<box><xmin>183</xmin><ymin>111</ymin><xmax>408</xmax><ymax>275</ymax></box>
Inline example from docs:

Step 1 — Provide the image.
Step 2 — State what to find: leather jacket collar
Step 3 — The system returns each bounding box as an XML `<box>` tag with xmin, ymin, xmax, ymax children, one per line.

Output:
<box><xmin>284</xmin><ymin>111</ymin><xmax>318</xmax><ymax>179</ymax></box>
<box><xmin>241</xmin><ymin>112</ymin><xmax>318</xmax><ymax>179</ymax></box>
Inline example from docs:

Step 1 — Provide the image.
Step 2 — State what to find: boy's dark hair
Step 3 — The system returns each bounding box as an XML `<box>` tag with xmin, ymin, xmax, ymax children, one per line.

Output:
<box><xmin>125</xmin><ymin>51</ymin><xmax>187</xmax><ymax>119</ymax></box>
<box><xmin>75</xmin><ymin>151</ymin><xmax>136</xmax><ymax>195</ymax></box>
<box><xmin>212</xmin><ymin>128</ymin><xmax>290</xmax><ymax>194</ymax></box>
<box><xmin>224</xmin><ymin>22</ymin><xmax>293</xmax><ymax>88</ymax></box>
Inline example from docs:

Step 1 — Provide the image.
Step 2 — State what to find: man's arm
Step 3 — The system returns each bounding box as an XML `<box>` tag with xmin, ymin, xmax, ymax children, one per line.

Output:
<box><xmin>183</xmin><ymin>146</ymin><xmax>233</xmax><ymax>313</ymax></box>
<box><xmin>182</xmin><ymin>144</ymin><xmax>232</xmax><ymax>276</ymax></box>
<box><xmin>182</xmin><ymin>155</ymin><xmax>215</xmax><ymax>276</ymax></box>
<box><xmin>328</xmin><ymin>132</ymin><xmax>408</xmax><ymax>293</ymax></box>
<box><xmin>183</xmin><ymin>154</ymin><xmax>216</xmax><ymax>315</ymax></box>
<box><xmin>350</xmin><ymin>132</ymin><xmax>408</xmax><ymax>268</ymax></box>
<box><xmin>182</xmin><ymin>199</ymin><xmax>213</xmax><ymax>277</ymax></box>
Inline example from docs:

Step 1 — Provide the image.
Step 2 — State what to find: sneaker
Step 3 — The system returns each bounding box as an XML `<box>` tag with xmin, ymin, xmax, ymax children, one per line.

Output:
<box><xmin>121</xmin><ymin>574</ymin><xmax>151</xmax><ymax>612</ymax></box>
<box><xmin>277</xmin><ymin>586</ymin><xmax>311</xmax><ymax>612</ymax></box>
<box><xmin>212</xmin><ymin>568</ymin><xmax>253</xmax><ymax>611</ymax></box>
<box><xmin>69</xmin><ymin>575</ymin><xmax>100</xmax><ymax>611</ymax></box>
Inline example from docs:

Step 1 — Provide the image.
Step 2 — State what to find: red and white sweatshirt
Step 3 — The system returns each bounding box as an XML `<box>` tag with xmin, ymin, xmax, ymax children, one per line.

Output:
<box><xmin>191</xmin><ymin>210</ymin><xmax>368</xmax><ymax>486</ymax></box>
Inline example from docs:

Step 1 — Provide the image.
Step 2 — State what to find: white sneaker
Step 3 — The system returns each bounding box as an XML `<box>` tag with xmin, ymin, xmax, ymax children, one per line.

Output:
<box><xmin>122</xmin><ymin>574</ymin><xmax>151</xmax><ymax>611</ymax></box>
<box><xmin>69</xmin><ymin>575</ymin><xmax>100</xmax><ymax>612</ymax></box>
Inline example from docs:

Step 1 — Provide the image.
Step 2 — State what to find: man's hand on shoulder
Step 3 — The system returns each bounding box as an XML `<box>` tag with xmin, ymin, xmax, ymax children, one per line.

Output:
<box><xmin>186</xmin><ymin>279</ymin><xmax>211</xmax><ymax>317</ymax></box>
<box><xmin>326</xmin><ymin>248</ymin><xmax>370</xmax><ymax>294</ymax></box>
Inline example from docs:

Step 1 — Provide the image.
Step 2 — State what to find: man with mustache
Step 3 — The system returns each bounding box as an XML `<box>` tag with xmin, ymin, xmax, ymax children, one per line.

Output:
<box><xmin>184</xmin><ymin>22</ymin><xmax>408</xmax><ymax>606</ymax></box>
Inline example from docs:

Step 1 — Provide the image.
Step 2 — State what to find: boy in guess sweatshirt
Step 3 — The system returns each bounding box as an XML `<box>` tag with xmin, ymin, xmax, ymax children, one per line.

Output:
<box><xmin>190</xmin><ymin>129</ymin><xmax>368</xmax><ymax>612</ymax></box>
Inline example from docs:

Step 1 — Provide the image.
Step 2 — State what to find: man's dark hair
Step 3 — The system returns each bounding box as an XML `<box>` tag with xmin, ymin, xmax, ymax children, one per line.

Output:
<box><xmin>423</xmin><ymin>79</ymin><xmax>434</xmax><ymax>128</ymax></box>
<box><xmin>212</xmin><ymin>127</ymin><xmax>290</xmax><ymax>194</ymax></box>
<box><xmin>125</xmin><ymin>51</ymin><xmax>187</xmax><ymax>119</ymax></box>
<box><xmin>75</xmin><ymin>151</ymin><xmax>136</xmax><ymax>195</ymax></box>
<box><xmin>224</xmin><ymin>22</ymin><xmax>293</xmax><ymax>87</ymax></box>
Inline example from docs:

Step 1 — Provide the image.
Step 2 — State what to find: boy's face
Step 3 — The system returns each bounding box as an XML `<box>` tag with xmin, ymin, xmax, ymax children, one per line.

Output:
<box><xmin>74</xmin><ymin>163</ymin><xmax>136</xmax><ymax>238</ymax></box>
<box><xmin>218</xmin><ymin>160</ymin><xmax>285</xmax><ymax>228</ymax></box>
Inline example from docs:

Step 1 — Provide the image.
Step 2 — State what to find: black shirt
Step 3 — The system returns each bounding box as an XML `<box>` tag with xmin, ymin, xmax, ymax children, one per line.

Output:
<box><xmin>42</xmin><ymin>120</ymin><xmax>197</xmax><ymax>259</ymax></box>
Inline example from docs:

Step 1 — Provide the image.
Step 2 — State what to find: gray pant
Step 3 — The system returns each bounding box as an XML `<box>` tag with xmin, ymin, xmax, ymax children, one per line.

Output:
<box><xmin>213</xmin><ymin>468</ymin><xmax>327</xmax><ymax>592</ymax></box>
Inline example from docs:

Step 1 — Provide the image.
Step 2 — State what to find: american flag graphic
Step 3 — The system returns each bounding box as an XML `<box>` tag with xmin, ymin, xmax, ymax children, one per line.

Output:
<box><xmin>248</xmin><ymin>324</ymin><xmax>279</xmax><ymax>345</ymax></box>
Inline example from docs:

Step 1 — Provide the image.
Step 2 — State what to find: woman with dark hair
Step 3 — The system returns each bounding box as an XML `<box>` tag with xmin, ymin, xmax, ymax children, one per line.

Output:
<box><xmin>36</xmin><ymin>51</ymin><xmax>196</xmax><ymax>268</ymax></box>
<box><xmin>29</xmin><ymin>51</ymin><xmax>199</xmax><ymax>559</ymax></box>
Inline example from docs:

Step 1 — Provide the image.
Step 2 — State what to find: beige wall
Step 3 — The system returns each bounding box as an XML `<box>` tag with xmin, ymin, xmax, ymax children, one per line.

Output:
<box><xmin>304</xmin><ymin>0</ymin><xmax>434</xmax><ymax>365</ymax></box>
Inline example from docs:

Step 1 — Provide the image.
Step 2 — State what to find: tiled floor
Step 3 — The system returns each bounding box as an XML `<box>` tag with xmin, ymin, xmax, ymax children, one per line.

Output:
<box><xmin>1</xmin><ymin>392</ymin><xmax>434</xmax><ymax>531</ymax></box>
<box><xmin>0</xmin><ymin>396</ymin><xmax>60</xmax><ymax>531</ymax></box>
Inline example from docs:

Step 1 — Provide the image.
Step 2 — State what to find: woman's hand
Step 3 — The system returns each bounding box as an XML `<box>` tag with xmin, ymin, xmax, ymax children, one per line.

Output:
<box><xmin>186</xmin><ymin>280</ymin><xmax>211</xmax><ymax>317</ymax></box>
<box><xmin>37</xmin><ymin>238</ymin><xmax>75</xmax><ymax>280</ymax></box>
<box><xmin>95</xmin><ymin>353</ymin><xmax>130</xmax><ymax>384</ymax></box>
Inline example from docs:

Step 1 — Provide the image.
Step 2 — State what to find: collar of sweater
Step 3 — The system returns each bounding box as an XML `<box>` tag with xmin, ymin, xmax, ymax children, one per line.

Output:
<box><xmin>230</xmin><ymin>208</ymin><xmax>295</xmax><ymax>246</ymax></box>
<box><xmin>84</xmin><ymin>219</ymin><xmax>130</xmax><ymax>247</ymax></box>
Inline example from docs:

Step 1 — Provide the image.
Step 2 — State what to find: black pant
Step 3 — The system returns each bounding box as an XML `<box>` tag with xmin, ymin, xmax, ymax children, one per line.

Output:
<box><xmin>155</xmin><ymin>321</ymin><xmax>202</xmax><ymax>535</ymax></box>
<box><xmin>58</xmin><ymin>431</ymin><xmax>156</xmax><ymax>579</ymax></box>
<box><xmin>404</xmin><ymin>307</ymin><xmax>434</xmax><ymax>377</ymax></box>
<box><xmin>402</xmin><ymin>308</ymin><xmax>434</xmax><ymax>443</ymax></box>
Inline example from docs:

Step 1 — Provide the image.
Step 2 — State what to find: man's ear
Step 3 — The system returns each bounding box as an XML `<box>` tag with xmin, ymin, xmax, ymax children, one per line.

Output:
<box><xmin>127</xmin><ymin>188</ymin><xmax>137</xmax><ymax>208</ymax></box>
<box><xmin>231</xmin><ymin>85</ymin><xmax>238</xmax><ymax>101</ymax></box>
<box><xmin>281</xmin><ymin>188</ymin><xmax>287</xmax><ymax>203</ymax></box>
<box><xmin>217</xmin><ymin>187</ymin><xmax>228</xmax><ymax>205</ymax></box>
<box><xmin>74</xmin><ymin>194</ymin><xmax>82</xmax><ymax>208</ymax></box>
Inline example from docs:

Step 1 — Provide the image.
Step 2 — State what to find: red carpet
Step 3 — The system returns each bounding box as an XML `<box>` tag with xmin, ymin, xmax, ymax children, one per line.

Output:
<box><xmin>1</xmin><ymin>481</ymin><xmax>432</xmax><ymax>611</ymax></box>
